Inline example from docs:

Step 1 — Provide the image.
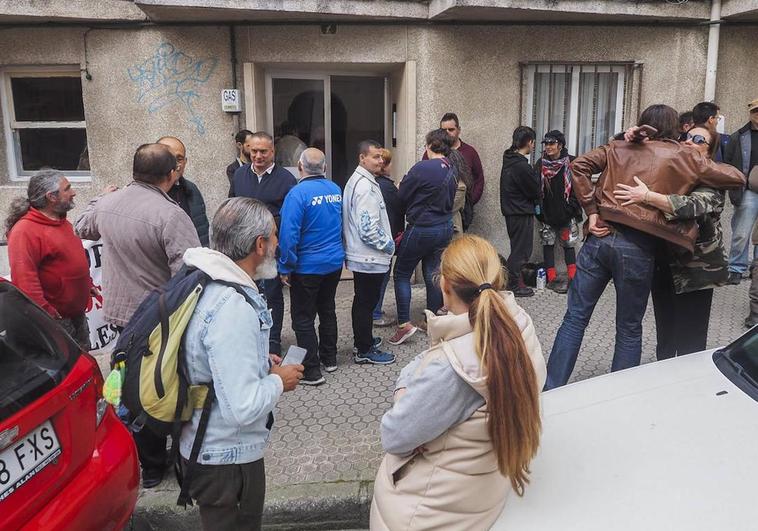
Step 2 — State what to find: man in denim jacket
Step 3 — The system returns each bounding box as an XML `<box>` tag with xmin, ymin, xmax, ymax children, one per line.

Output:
<box><xmin>180</xmin><ymin>197</ymin><xmax>303</xmax><ymax>530</ymax></box>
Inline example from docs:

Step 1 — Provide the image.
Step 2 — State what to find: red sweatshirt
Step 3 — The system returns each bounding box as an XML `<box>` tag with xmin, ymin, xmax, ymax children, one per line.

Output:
<box><xmin>7</xmin><ymin>208</ymin><xmax>91</xmax><ymax>318</ymax></box>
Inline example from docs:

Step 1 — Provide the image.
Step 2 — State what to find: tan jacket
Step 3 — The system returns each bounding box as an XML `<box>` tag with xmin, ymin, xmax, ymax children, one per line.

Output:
<box><xmin>75</xmin><ymin>181</ymin><xmax>200</xmax><ymax>327</ymax></box>
<box><xmin>371</xmin><ymin>292</ymin><xmax>546</xmax><ymax>531</ymax></box>
<box><xmin>572</xmin><ymin>139</ymin><xmax>745</xmax><ymax>252</ymax></box>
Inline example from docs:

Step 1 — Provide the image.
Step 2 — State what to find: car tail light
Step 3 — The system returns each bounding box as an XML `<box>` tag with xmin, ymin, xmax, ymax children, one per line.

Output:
<box><xmin>96</xmin><ymin>398</ymin><xmax>108</xmax><ymax>427</ymax></box>
<box><xmin>83</xmin><ymin>352</ymin><xmax>109</xmax><ymax>427</ymax></box>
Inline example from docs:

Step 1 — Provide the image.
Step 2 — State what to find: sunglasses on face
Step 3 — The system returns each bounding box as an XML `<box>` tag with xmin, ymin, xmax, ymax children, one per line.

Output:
<box><xmin>541</xmin><ymin>140</ymin><xmax>558</xmax><ymax>145</ymax></box>
<box><xmin>687</xmin><ymin>133</ymin><xmax>710</xmax><ymax>146</ymax></box>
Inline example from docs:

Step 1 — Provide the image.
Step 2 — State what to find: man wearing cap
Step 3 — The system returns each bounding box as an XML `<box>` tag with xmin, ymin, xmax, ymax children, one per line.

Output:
<box><xmin>725</xmin><ymin>98</ymin><xmax>758</xmax><ymax>285</ymax></box>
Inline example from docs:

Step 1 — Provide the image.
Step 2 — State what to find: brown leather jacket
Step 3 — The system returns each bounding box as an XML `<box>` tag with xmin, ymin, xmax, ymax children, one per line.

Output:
<box><xmin>572</xmin><ymin>139</ymin><xmax>745</xmax><ymax>252</ymax></box>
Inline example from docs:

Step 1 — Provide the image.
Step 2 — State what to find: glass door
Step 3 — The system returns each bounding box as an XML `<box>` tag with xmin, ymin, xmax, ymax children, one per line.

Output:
<box><xmin>268</xmin><ymin>76</ymin><xmax>327</xmax><ymax>178</ymax></box>
<box><xmin>267</xmin><ymin>72</ymin><xmax>386</xmax><ymax>187</ymax></box>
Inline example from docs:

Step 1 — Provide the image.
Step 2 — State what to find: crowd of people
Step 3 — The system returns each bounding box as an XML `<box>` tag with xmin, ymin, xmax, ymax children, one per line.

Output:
<box><xmin>3</xmin><ymin>98</ymin><xmax>757</xmax><ymax>529</ymax></box>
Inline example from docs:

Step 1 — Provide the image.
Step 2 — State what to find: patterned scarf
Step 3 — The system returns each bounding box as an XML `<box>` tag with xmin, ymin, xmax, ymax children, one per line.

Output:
<box><xmin>540</xmin><ymin>156</ymin><xmax>573</xmax><ymax>201</ymax></box>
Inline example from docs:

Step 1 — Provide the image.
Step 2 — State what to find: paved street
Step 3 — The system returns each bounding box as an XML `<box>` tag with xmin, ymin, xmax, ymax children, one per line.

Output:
<box><xmin>245</xmin><ymin>275</ymin><xmax>752</xmax><ymax>489</ymax></box>
<box><xmin>83</xmin><ymin>269</ymin><xmax>752</xmax><ymax>506</ymax></box>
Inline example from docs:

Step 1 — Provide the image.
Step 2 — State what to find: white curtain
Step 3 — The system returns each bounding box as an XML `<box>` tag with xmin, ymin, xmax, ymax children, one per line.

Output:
<box><xmin>531</xmin><ymin>66</ymin><xmax>621</xmax><ymax>157</ymax></box>
<box><xmin>533</xmin><ymin>71</ymin><xmax>571</xmax><ymax>146</ymax></box>
<box><xmin>577</xmin><ymin>71</ymin><xmax>618</xmax><ymax>155</ymax></box>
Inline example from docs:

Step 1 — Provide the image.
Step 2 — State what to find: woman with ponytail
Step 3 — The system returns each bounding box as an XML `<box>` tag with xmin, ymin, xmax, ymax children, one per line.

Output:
<box><xmin>371</xmin><ymin>235</ymin><xmax>546</xmax><ymax>530</ymax></box>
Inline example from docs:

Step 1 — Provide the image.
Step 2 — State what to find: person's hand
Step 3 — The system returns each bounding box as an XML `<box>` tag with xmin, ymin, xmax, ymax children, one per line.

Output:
<box><xmin>279</xmin><ymin>274</ymin><xmax>290</xmax><ymax>287</ymax></box>
<box><xmin>102</xmin><ymin>185</ymin><xmax>119</xmax><ymax>194</ymax></box>
<box><xmin>270</xmin><ymin>363</ymin><xmax>303</xmax><ymax>392</ymax></box>
<box><xmin>393</xmin><ymin>388</ymin><xmax>407</xmax><ymax>403</ymax></box>
<box><xmin>269</xmin><ymin>353</ymin><xmax>282</xmax><ymax>366</ymax></box>
<box><xmin>623</xmin><ymin>126</ymin><xmax>641</xmax><ymax>143</ymax></box>
<box><xmin>412</xmin><ymin>445</ymin><xmax>428</xmax><ymax>456</ymax></box>
<box><xmin>613</xmin><ymin>176</ymin><xmax>649</xmax><ymax>206</ymax></box>
<box><xmin>588</xmin><ymin>213</ymin><xmax>611</xmax><ymax>238</ymax></box>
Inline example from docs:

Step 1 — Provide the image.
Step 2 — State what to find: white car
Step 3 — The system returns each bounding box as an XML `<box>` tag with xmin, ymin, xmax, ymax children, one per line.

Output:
<box><xmin>494</xmin><ymin>329</ymin><xmax>758</xmax><ymax>531</ymax></box>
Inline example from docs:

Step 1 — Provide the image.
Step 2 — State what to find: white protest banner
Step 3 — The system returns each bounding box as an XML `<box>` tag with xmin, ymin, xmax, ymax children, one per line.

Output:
<box><xmin>83</xmin><ymin>239</ymin><xmax>120</xmax><ymax>351</ymax></box>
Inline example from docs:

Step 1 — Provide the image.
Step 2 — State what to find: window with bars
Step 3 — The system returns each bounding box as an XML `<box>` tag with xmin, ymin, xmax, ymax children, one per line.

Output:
<box><xmin>1</xmin><ymin>68</ymin><xmax>90</xmax><ymax>181</ymax></box>
<box><xmin>523</xmin><ymin>64</ymin><xmax>634</xmax><ymax>157</ymax></box>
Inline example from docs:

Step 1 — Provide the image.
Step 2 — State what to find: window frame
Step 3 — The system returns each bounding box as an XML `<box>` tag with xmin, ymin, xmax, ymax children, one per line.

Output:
<box><xmin>0</xmin><ymin>66</ymin><xmax>90</xmax><ymax>182</ymax></box>
<box><xmin>522</xmin><ymin>62</ymin><xmax>632</xmax><ymax>157</ymax></box>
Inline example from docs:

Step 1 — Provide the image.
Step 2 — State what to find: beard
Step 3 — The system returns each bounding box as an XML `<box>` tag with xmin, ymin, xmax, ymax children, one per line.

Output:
<box><xmin>52</xmin><ymin>199</ymin><xmax>75</xmax><ymax>216</ymax></box>
<box><xmin>253</xmin><ymin>244</ymin><xmax>278</xmax><ymax>280</ymax></box>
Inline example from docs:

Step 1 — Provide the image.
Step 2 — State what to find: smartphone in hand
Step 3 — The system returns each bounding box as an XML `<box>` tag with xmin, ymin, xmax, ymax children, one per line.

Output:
<box><xmin>281</xmin><ymin>345</ymin><xmax>307</xmax><ymax>367</ymax></box>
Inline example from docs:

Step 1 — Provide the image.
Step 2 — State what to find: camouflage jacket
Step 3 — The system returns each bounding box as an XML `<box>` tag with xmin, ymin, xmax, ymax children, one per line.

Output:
<box><xmin>665</xmin><ymin>187</ymin><xmax>728</xmax><ymax>294</ymax></box>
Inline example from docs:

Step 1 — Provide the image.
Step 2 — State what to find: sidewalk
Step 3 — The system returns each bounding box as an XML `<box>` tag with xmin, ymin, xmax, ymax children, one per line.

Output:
<box><xmin>109</xmin><ymin>277</ymin><xmax>753</xmax><ymax>530</ymax></box>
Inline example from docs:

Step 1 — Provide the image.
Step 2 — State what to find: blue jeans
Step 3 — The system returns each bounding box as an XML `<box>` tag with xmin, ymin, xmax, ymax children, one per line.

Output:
<box><xmin>544</xmin><ymin>228</ymin><xmax>657</xmax><ymax>390</ymax></box>
<box><xmin>728</xmin><ymin>189</ymin><xmax>758</xmax><ymax>274</ymax></box>
<box><xmin>393</xmin><ymin>221</ymin><xmax>453</xmax><ymax>324</ymax></box>
<box><xmin>373</xmin><ymin>268</ymin><xmax>392</xmax><ymax>320</ymax></box>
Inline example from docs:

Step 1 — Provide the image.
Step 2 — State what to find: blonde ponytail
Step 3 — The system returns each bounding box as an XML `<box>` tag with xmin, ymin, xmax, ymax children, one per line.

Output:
<box><xmin>440</xmin><ymin>235</ymin><xmax>541</xmax><ymax>495</ymax></box>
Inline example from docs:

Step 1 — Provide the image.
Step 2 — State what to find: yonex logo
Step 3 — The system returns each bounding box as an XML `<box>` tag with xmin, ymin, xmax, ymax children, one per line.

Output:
<box><xmin>311</xmin><ymin>194</ymin><xmax>342</xmax><ymax>206</ymax></box>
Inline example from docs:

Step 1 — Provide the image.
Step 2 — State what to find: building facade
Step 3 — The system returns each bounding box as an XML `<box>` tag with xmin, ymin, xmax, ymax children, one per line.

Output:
<box><xmin>1</xmin><ymin>0</ymin><xmax>757</xmax><ymax>256</ymax></box>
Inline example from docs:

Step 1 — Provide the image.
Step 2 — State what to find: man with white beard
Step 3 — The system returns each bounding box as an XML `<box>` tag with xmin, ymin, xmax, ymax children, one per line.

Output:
<box><xmin>180</xmin><ymin>197</ymin><xmax>303</xmax><ymax>530</ymax></box>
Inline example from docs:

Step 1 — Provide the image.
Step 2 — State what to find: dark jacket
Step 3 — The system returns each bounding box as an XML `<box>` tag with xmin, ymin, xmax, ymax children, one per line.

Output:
<box><xmin>226</xmin><ymin>159</ymin><xmax>243</xmax><ymax>184</ymax></box>
<box><xmin>399</xmin><ymin>158</ymin><xmax>456</xmax><ymax>227</ymax></box>
<box><xmin>499</xmin><ymin>150</ymin><xmax>541</xmax><ymax>216</ymax></box>
<box><xmin>168</xmin><ymin>176</ymin><xmax>210</xmax><ymax>247</ymax></box>
<box><xmin>535</xmin><ymin>155</ymin><xmax>582</xmax><ymax>227</ymax></box>
<box><xmin>572</xmin><ymin>139</ymin><xmax>745</xmax><ymax>252</ymax></box>
<box><xmin>376</xmin><ymin>175</ymin><xmax>404</xmax><ymax>237</ymax></box>
<box><xmin>724</xmin><ymin>122</ymin><xmax>755</xmax><ymax>206</ymax></box>
<box><xmin>229</xmin><ymin>163</ymin><xmax>297</xmax><ymax>226</ymax></box>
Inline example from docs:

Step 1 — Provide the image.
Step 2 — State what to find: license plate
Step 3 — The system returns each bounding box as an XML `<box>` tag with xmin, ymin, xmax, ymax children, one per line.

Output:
<box><xmin>0</xmin><ymin>421</ymin><xmax>61</xmax><ymax>502</ymax></box>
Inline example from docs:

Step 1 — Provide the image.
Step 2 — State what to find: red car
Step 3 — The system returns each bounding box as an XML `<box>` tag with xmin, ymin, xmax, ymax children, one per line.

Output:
<box><xmin>0</xmin><ymin>280</ymin><xmax>139</xmax><ymax>530</ymax></box>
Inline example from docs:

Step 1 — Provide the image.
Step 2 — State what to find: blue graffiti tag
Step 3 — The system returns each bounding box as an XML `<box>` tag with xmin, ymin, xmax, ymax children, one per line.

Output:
<box><xmin>127</xmin><ymin>43</ymin><xmax>218</xmax><ymax>135</ymax></box>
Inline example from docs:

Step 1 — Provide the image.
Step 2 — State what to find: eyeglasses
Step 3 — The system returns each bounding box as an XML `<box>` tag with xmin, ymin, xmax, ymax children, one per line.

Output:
<box><xmin>686</xmin><ymin>133</ymin><xmax>710</xmax><ymax>146</ymax></box>
<box><xmin>541</xmin><ymin>140</ymin><xmax>558</xmax><ymax>145</ymax></box>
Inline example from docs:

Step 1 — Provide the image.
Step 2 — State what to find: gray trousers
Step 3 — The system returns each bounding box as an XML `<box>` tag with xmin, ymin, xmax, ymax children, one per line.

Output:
<box><xmin>185</xmin><ymin>458</ymin><xmax>266</xmax><ymax>531</ymax></box>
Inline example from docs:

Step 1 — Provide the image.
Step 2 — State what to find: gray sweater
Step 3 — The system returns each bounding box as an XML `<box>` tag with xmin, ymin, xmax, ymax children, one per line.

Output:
<box><xmin>380</xmin><ymin>352</ymin><xmax>484</xmax><ymax>457</ymax></box>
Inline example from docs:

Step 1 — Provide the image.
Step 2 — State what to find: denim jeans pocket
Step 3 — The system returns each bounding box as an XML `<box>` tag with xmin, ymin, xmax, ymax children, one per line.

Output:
<box><xmin>621</xmin><ymin>252</ymin><xmax>654</xmax><ymax>284</ymax></box>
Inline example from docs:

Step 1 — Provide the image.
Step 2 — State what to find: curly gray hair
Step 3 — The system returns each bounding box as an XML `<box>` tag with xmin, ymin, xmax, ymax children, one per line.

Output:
<box><xmin>4</xmin><ymin>169</ymin><xmax>64</xmax><ymax>236</ymax></box>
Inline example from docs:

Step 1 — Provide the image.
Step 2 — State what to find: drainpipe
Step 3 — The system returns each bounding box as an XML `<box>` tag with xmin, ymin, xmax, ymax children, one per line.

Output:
<box><xmin>704</xmin><ymin>0</ymin><xmax>722</xmax><ymax>101</ymax></box>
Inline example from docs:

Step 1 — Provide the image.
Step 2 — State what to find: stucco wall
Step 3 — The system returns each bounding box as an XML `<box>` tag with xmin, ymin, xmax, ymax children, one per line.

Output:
<box><xmin>0</xmin><ymin>25</ymin><xmax>236</xmax><ymax>229</ymax></box>
<box><xmin>0</xmin><ymin>22</ymin><xmax>755</xmax><ymax>264</ymax></box>
<box><xmin>716</xmin><ymin>27</ymin><xmax>758</xmax><ymax>134</ymax></box>
<box><xmin>411</xmin><ymin>24</ymin><xmax>710</xmax><ymax>254</ymax></box>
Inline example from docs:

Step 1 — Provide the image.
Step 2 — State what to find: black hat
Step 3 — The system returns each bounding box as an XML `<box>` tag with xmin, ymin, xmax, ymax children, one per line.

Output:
<box><xmin>542</xmin><ymin>130</ymin><xmax>566</xmax><ymax>146</ymax></box>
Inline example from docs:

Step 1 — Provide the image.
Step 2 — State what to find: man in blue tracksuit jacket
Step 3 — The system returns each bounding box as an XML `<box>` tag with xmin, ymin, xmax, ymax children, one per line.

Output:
<box><xmin>278</xmin><ymin>148</ymin><xmax>345</xmax><ymax>385</ymax></box>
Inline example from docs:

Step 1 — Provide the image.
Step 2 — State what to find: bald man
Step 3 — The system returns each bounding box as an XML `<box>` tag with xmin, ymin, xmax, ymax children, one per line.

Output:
<box><xmin>158</xmin><ymin>136</ymin><xmax>210</xmax><ymax>246</ymax></box>
<box><xmin>277</xmin><ymin>148</ymin><xmax>345</xmax><ymax>385</ymax></box>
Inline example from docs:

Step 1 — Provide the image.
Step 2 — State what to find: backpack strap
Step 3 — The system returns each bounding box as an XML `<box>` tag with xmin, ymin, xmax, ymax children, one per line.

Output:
<box><xmin>176</xmin><ymin>381</ymin><xmax>215</xmax><ymax>508</ymax></box>
<box><xmin>174</xmin><ymin>281</ymin><xmax>259</xmax><ymax>508</ymax></box>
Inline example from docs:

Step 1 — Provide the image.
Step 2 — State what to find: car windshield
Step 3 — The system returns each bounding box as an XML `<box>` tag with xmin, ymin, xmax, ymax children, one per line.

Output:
<box><xmin>714</xmin><ymin>326</ymin><xmax>758</xmax><ymax>401</ymax></box>
<box><xmin>0</xmin><ymin>283</ymin><xmax>81</xmax><ymax>422</ymax></box>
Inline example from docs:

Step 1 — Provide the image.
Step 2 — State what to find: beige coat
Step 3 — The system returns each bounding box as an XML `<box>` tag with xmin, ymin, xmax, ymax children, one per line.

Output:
<box><xmin>371</xmin><ymin>292</ymin><xmax>546</xmax><ymax>530</ymax></box>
